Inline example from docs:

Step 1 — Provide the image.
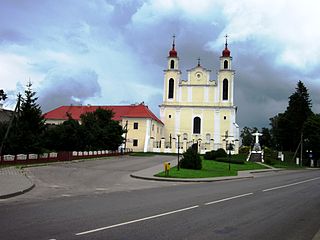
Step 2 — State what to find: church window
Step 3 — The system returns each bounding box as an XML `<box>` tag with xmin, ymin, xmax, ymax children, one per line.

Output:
<box><xmin>223</xmin><ymin>79</ymin><xmax>228</xmax><ymax>100</ymax></box>
<box><xmin>193</xmin><ymin>117</ymin><xmax>201</xmax><ymax>134</ymax></box>
<box><xmin>133</xmin><ymin>139</ymin><xmax>138</xmax><ymax>146</ymax></box>
<box><xmin>224</xmin><ymin>60</ymin><xmax>228</xmax><ymax>69</ymax></box>
<box><xmin>224</xmin><ymin>116</ymin><xmax>227</xmax><ymax>120</ymax></box>
<box><xmin>169</xmin><ymin>115</ymin><xmax>171</xmax><ymax>118</ymax></box>
<box><xmin>168</xmin><ymin>78</ymin><xmax>174</xmax><ymax>99</ymax></box>
<box><xmin>134</xmin><ymin>122</ymin><xmax>138</xmax><ymax>129</ymax></box>
<box><xmin>170</xmin><ymin>60</ymin><xmax>175</xmax><ymax>69</ymax></box>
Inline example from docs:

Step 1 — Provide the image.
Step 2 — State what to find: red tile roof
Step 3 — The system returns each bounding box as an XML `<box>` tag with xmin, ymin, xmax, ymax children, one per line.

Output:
<box><xmin>43</xmin><ymin>104</ymin><xmax>163</xmax><ymax>124</ymax></box>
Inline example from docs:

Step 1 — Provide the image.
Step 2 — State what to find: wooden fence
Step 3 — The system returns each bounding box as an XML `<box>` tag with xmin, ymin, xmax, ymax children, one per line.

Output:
<box><xmin>0</xmin><ymin>148</ymin><xmax>133</xmax><ymax>165</ymax></box>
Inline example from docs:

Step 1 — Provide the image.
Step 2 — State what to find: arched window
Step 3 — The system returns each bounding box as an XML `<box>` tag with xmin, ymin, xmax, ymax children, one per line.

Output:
<box><xmin>170</xmin><ymin>60</ymin><xmax>175</xmax><ymax>69</ymax></box>
<box><xmin>224</xmin><ymin>60</ymin><xmax>228</xmax><ymax>69</ymax></box>
<box><xmin>223</xmin><ymin>78</ymin><xmax>228</xmax><ymax>100</ymax></box>
<box><xmin>168</xmin><ymin>78</ymin><xmax>174</xmax><ymax>99</ymax></box>
<box><xmin>193</xmin><ymin>117</ymin><xmax>201</xmax><ymax>134</ymax></box>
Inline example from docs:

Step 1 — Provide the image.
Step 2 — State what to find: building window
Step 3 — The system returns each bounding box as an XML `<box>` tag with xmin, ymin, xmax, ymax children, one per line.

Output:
<box><xmin>224</xmin><ymin>60</ymin><xmax>228</xmax><ymax>69</ymax></box>
<box><xmin>170</xmin><ymin>60</ymin><xmax>175</xmax><ymax>69</ymax></box>
<box><xmin>169</xmin><ymin>115</ymin><xmax>171</xmax><ymax>118</ymax></box>
<box><xmin>152</xmin><ymin>124</ymin><xmax>154</xmax><ymax>131</ymax></box>
<box><xmin>193</xmin><ymin>117</ymin><xmax>201</xmax><ymax>134</ymax></box>
<box><xmin>224</xmin><ymin>116</ymin><xmax>227</xmax><ymax>120</ymax></box>
<box><xmin>133</xmin><ymin>139</ymin><xmax>138</xmax><ymax>147</ymax></box>
<box><xmin>223</xmin><ymin>78</ymin><xmax>228</xmax><ymax>100</ymax></box>
<box><xmin>168</xmin><ymin>78</ymin><xmax>174</xmax><ymax>99</ymax></box>
<box><xmin>133</xmin><ymin>122</ymin><xmax>138</xmax><ymax>129</ymax></box>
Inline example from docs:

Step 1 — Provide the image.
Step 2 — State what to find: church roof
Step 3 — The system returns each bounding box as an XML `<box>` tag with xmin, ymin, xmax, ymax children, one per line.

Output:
<box><xmin>44</xmin><ymin>104</ymin><xmax>163</xmax><ymax>124</ymax></box>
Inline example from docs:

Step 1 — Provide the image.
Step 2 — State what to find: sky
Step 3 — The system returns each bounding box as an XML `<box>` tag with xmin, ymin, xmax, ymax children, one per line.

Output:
<box><xmin>1</xmin><ymin>0</ymin><xmax>320</xmax><ymax>129</ymax></box>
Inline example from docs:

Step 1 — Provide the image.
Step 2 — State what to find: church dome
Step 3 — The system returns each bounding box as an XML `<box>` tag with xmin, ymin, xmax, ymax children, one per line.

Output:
<box><xmin>168</xmin><ymin>35</ymin><xmax>178</xmax><ymax>58</ymax></box>
<box><xmin>169</xmin><ymin>48</ymin><xmax>177</xmax><ymax>58</ymax></box>
<box><xmin>222</xmin><ymin>46</ymin><xmax>230</xmax><ymax>57</ymax></box>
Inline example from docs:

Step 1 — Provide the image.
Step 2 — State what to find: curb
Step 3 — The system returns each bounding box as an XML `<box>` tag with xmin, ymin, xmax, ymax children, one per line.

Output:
<box><xmin>0</xmin><ymin>183</ymin><xmax>35</xmax><ymax>199</ymax></box>
<box><xmin>130</xmin><ymin>173</ymin><xmax>254</xmax><ymax>182</ymax></box>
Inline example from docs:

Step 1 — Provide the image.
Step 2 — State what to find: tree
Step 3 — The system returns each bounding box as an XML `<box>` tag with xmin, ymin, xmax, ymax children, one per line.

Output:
<box><xmin>43</xmin><ymin>115</ymin><xmax>84</xmax><ymax>151</ymax></box>
<box><xmin>80</xmin><ymin>108</ymin><xmax>125</xmax><ymax>150</ymax></box>
<box><xmin>180</xmin><ymin>146</ymin><xmax>202</xmax><ymax>170</ymax></box>
<box><xmin>270</xmin><ymin>81</ymin><xmax>313</xmax><ymax>151</ymax></box>
<box><xmin>240</xmin><ymin>126</ymin><xmax>253</xmax><ymax>146</ymax></box>
<box><xmin>260</xmin><ymin>127</ymin><xmax>273</xmax><ymax>148</ymax></box>
<box><xmin>0</xmin><ymin>89</ymin><xmax>7</xmax><ymax>101</ymax></box>
<box><xmin>303</xmin><ymin>114</ymin><xmax>320</xmax><ymax>161</ymax></box>
<box><xmin>3</xmin><ymin>82</ymin><xmax>46</xmax><ymax>154</ymax></box>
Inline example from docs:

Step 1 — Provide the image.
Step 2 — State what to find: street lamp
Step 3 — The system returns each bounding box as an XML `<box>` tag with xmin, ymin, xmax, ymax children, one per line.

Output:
<box><xmin>226</xmin><ymin>142</ymin><xmax>234</xmax><ymax>171</ymax></box>
<box><xmin>177</xmin><ymin>133</ymin><xmax>181</xmax><ymax>171</ymax></box>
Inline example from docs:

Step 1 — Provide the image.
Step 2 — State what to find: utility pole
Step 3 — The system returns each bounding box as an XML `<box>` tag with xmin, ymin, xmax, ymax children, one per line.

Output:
<box><xmin>0</xmin><ymin>93</ymin><xmax>21</xmax><ymax>156</ymax></box>
<box><xmin>124</xmin><ymin>120</ymin><xmax>128</xmax><ymax>151</ymax></box>
<box><xmin>300</xmin><ymin>132</ymin><xmax>303</xmax><ymax>167</ymax></box>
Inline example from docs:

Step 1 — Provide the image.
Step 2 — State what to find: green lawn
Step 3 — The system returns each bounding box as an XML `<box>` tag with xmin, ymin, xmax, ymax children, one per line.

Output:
<box><xmin>155</xmin><ymin>158</ymin><xmax>268</xmax><ymax>178</ymax></box>
<box><xmin>268</xmin><ymin>160</ymin><xmax>304</xmax><ymax>169</ymax></box>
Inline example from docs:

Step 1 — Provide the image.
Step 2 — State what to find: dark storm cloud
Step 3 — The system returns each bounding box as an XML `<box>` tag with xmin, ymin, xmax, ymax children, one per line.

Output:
<box><xmin>2</xmin><ymin>0</ymin><xmax>320</xmax><ymax>130</ymax></box>
<box><xmin>38</xmin><ymin>69</ymin><xmax>101</xmax><ymax>112</ymax></box>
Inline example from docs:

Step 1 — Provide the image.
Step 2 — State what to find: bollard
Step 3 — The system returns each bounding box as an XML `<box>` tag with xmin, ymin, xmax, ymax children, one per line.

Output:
<box><xmin>164</xmin><ymin>162</ymin><xmax>171</xmax><ymax>176</ymax></box>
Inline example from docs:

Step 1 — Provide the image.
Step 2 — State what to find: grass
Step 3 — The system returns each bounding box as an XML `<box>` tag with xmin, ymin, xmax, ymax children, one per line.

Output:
<box><xmin>267</xmin><ymin>160</ymin><xmax>304</xmax><ymax>169</ymax></box>
<box><xmin>155</xmin><ymin>157</ymin><xmax>268</xmax><ymax>178</ymax></box>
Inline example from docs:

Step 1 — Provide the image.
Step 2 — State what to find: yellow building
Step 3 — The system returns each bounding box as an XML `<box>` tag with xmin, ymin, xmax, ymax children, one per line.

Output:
<box><xmin>159</xmin><ymin>37</ymin><xmax>239</xmax><ymax>153</ymax></box>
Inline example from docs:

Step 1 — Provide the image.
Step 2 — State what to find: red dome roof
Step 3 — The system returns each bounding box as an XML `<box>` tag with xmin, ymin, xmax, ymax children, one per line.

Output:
<box><xmin>168</xmin><ymin>35</ymin><xmax>178</xmax><ymax>58</ymax></box>
<box><xmin>222</xmin><ymin>46</ymin><xmax>230</xmax><ymax>57</ymax></box>
<box><xmin>169</xmin><ymin>48</ymin><xmax>177</xmax><ymax>57</ymax></box>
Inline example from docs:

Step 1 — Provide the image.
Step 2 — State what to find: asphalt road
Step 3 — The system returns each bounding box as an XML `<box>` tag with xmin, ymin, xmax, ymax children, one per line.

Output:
<box><xmin>1</xmin><ymin>157</ymin><xmax>320</xmax><ymax>240</ymax></box>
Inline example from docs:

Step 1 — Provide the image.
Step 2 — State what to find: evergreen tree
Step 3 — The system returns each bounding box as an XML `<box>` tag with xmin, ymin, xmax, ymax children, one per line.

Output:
<box><xmin>4</xmin><ymin>82</ymin><xmax>45</xmax><ymax>154</ymax></box>
<box><xmin>270</xmin><ymin>81</ymin><xmax>313</xmax><ymax>151</ymax></box>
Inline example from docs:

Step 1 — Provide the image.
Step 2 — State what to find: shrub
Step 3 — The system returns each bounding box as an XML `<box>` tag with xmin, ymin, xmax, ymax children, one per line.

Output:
<box><xmin>180</xmin><ymin>146</ymin><xmax>202</xmax><ymax>170</ymax></box>
<box><xmin>204</xmin><ymin>150</ymin><xmax>216</xmax><ymax>160</ymax></box>
<box><xmin>215</xmin><ymin>148</ymin><xmax>228</xmax><ymax>158</ymax></box>
<box><xmin>239</xmin><ymin>146</ymin><xmax>251</xmax><ymax>154</ymax></box>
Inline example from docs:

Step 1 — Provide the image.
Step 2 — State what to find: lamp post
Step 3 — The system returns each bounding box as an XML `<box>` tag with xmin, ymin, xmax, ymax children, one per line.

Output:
<box><xmin>177</xmin><ymin>134</ymin><xmax>180</xmax><ymax>171</ymax></box>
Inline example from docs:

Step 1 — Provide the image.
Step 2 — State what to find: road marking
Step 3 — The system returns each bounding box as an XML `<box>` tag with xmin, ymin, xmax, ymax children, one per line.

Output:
<box><xmin>75</xmin><ymin>205</ymin><xmax>199</xmax><ymax>236</ymax></box>
<box><xmin>204</xmin><ymin>193</ymin><xmax>253</xmax><ymax>205</ymax></box>
<box><xmin>262</xmin><ymin>177</ymin><xmax>320</xmax><ymax>192</ymax></box>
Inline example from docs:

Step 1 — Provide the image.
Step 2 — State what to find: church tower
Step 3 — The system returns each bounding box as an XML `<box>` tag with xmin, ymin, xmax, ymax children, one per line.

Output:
<box><xmin>218</xmin><ymin>35</ymin><xmax>235</xmax><ymax>106</ymax></box>
<box><xmin>163</xmin><ymin>36</ymin><xmax>181</xmax><ymax>103</ymax></box>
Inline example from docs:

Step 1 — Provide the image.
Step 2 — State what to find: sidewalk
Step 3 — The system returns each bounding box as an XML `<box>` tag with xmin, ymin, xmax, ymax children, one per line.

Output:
<box><xmin>0</xmin><ymin>167</ymin><xmax>34</xmax><ymax>199</ymax></box>
<box><xmin>130</xmin><ymin>160</ymin><xmax>282</xmax><ymax>182</ymax></box>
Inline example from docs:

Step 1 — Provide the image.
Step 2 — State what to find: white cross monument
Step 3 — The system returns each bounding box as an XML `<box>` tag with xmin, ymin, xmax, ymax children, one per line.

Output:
<box><xmin>252</xmin><ymin>131</ymin><xmax>263</xmax><ymax>152</ymax></box>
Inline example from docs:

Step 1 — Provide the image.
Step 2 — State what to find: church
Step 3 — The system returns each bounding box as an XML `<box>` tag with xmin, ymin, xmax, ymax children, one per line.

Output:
<box><xmin>156</xmin><ymin>36</ymin><xmax>239</xmax><ymax>154</ymax></box>
<box><xmin>44</xmin><ymin>36</ymin><xmax>239</xmax><ymax>154</ymax></box>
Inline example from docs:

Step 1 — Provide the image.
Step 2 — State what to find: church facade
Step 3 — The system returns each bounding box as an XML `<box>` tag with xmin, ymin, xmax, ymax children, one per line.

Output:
<box><xmin>157</xmin><ymin>37</ymin><xmax>239</xmax><ymax>154</ymax></box>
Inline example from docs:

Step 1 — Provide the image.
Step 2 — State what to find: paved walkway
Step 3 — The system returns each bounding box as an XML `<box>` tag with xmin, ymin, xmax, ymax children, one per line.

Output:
<box><xmin>0</xmin><ymin>167</ymin><xmax>34</xmax><ymax>199</ymax></box>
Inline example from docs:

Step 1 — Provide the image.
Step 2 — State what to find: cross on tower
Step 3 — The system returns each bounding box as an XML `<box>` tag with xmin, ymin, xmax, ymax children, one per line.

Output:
<box><xmin>225</xmin><ymin>34</ymin><xmax>228</xmax><ymax>47</ymax></box>
<box><xmin>197</xmin><ymin>57</ymin><xmax>201</xmax><ymax>66</ymax></box>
